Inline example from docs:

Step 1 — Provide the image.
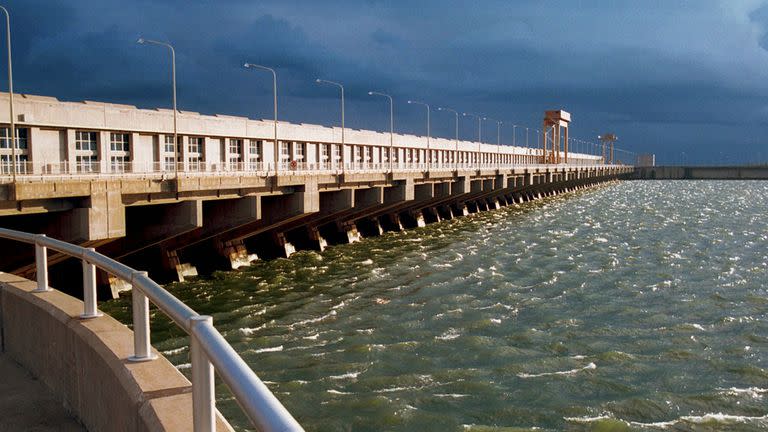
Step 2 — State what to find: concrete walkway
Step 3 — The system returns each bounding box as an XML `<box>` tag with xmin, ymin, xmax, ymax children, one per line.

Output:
<box><xmin>0</xmin><ymin>353</ymin><xmax>86</xmax><ymax>432</ymax></box>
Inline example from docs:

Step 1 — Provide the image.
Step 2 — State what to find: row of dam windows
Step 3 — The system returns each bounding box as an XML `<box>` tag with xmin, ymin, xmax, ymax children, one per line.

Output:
<box><xmin>0</xmin><ymin>125</ymin><xmax>601</xmax><ymax>175</ymax></box>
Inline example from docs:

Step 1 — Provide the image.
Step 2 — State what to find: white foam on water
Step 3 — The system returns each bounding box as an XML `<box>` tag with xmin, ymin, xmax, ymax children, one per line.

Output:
<box><xmin>288</xmin><ymin>310</ymin><xmax>337</xmax><ymax>329</ymax></box>
<box><xmin>252</xmin><ymin>345</ymin><xmax>283</xmax><ymax>354</ymax></box>
<box><xmin>719</xmin><ymin>387</ymin><xmax>768</xmax><ymax>399</ymax></box>
<box><xmin>303</xmin><ymin>333</ymin><xmax>320</xmax><ymax>340</ymax></box>
<box><xmin>434</xmin><ymin>393</ymin><xmax>470</xmax><ymax>398</ymax></box>
<box><xmin>239</xmin><ymin>323</ymin><xmax>267</xmax><ymax>335</ymax></box>
<box><xmin>326</xmin><ymin>389</ymin><xmax>352</xmax><ymax>395</ymax></box>
<box><xmin>680</xmin><ymin>413</ymin><xmax>768</xmax><ymax>424</ymax></box>
<box><xmin>436</xmin><ymin>328</ymin><xmax>461</xmax><ymax>340</ymax></box>
<box><xmin>681</xmin><ymin>322</ymin><xmax>706</xmax><ymax>331</ymax></box>
<box><xmin>162</xmin><ymin>346</ymin><xmax>188</xmax><ymax>355</ymax></box>
<box><xmin>564</xmin><ymin>415</ymin><xmax>612</xmax><ymax>423</ymax></box>
<box><xmin>565</xmin><ymin>412</ymin><xmax>768</xmax><ymax>429</ymax></box>
<box><xmin>328</xmin><ymin>370</ymin><xmax>363</xmax><ymax>380</ymax></box>
<box><xmin>518</xmin><ymin>362</ymin><xmax>596</xmax><ymax>378</ymax></box>
<box><xmin>360</xmin><ymin>259</ymin><xmax>374</xmax><ymax>265</ymax></box>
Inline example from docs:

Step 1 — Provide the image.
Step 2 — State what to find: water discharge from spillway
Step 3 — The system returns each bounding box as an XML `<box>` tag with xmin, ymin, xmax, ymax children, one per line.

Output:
<box><xmin>102</xmin><ymin>180</ymin><xmax>768</xmax><ymax>431</ymax></box>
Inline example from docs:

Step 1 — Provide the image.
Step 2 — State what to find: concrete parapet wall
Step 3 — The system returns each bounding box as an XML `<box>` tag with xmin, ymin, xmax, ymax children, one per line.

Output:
<box><xmin>0</xmin><ymin>273</ymin><xmax>233</xmax><ymax>432</ymax></box>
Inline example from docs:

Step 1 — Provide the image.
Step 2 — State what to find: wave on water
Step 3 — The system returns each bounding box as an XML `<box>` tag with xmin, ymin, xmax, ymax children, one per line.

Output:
<box><xmin>719</xmin><ymin>387</ymin><xmax>768</xmax><ymax>399</ymax></box>
<box><xmin>287</xmin><ymin>310</ymin><xmax>337</xmax><ymax>329</ymax></box>
<box><xmin>239</xmin><ymin>323</ymin><xmax>267</xmax><ymax>335</ymax></box>
<box><xmin>328</xmin><ymin>370</ymin><xmax>363</xmax><ymax>380</ymax></box>
<box><xmin>518</xmin><ymin>362</ymin><xmax>596</xmax><ymax>378</ymax></box>
<box><xmin>326</xmin><ymin>389</ymin><xmax>353</xmax><ymax>395</ymax></box>
<box><xmin>434</xmin><ymin>393</ymin><xmax>470</xmax><ymax>398</ymax></box>
<box><xmin>435</xmin><ymin>328</ymin><xmax>462</xmax><ymax>340</ymax></box>
<box><xmin>565</xmin><ymin>412</ymin><xmax>768</xmax><ymax>429</ymax></box>
<box><xmin>250</xmin><ymin>345</ymin><xmax>284</xmax><ymax>354</ymax></box>
<box><xmin>162</xmin><ymin>346</ymin><xmax>188</xmax><ymax>355</ymax></box>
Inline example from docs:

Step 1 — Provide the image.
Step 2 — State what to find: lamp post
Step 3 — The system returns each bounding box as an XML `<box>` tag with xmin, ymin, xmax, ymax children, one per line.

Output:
<box><xmin>316</xmin><ymin>79</ymin><xmax>344</xmax><ymax>172</ymax></box>
<box><xmin>0</xmin><ymin>6</ymin><xmax>14</xmax><ymax>181</ymax></box>
<box><xmin>137</xmin><ymin>37</ymin><xmax>178</xmax><ymax>179</ymax></box>
<box><xmin>512</xmin><ymin>124</ymin><xmax>517</xmax><ymax>147</ymax></box>
<box><xmin>368</xmin><ymin>91</ymin><xmax>393</xmax><ymax>172</ymax></box>
<box><xmin>484</xmin><ymin>117</ymin><xmax>501</xmax><ymax>168</ymax></box>
<box><xmin>408</xmin><ymin>100</ymin><xmax>430</xmax><ymax>169</ymax></box>
<box><xmin>437</xmin><ymin>107</ymin><xmax>459</xmax><ymax>170</ymax></box>
<box><xmin>243</xmin><ymin>63</ymin><xmax>277</xmax><ymax>172</ymax></box>
<box><xmin>463</xmin><ymin>112</ymin><xmax>481</xmax><ymax>168</ymax></box>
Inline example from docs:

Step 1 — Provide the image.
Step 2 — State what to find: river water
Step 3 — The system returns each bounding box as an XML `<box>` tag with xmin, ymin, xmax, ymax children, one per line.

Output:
<box><xmin>102</xmin><ymin>180</ymin><xmax>768</xmax><ymax>431</ymax></box>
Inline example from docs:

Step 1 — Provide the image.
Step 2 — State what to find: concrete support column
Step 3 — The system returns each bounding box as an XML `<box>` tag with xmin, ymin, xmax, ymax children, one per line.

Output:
<box><xmin>411</xmin><ymin>210</ymin><xmax>426</xmax><ymax>227</ymax></box>
<box><xmin>271</xmin><ymin>232</ymin><xmax>296</xmax><ymax>258</ymax></box>
<box><xmin>340</xmin><ymin>221</ymin><xmax>361</xmax><ymax>243</ymax></box>
<box><xmin>215</xmin><ymin>238</ymin><xmax>257</xmax><ymax>269</ymax></box>
<box><xmin>306</xmin><ymin>226</ymin><xmax>328</xmax><ymax>251</ymax></box>
<box><xmin>99</xmin><ymin>131</ymin><xmax>110</xmax><ymax>174</ymax></box>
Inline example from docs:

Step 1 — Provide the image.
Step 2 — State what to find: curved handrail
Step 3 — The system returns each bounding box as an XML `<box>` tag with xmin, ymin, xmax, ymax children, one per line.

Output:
<box><xmin>0</xmin><ymin>227</ymin><xmax>303</xmax><ymax>432</ymax></box>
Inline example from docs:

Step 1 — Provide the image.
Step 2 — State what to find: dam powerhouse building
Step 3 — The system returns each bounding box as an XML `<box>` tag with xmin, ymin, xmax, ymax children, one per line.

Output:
<box><xmin>0</xmin><ymin>92</ymin><xmax>630</xmax><ymax>293</ymax></box>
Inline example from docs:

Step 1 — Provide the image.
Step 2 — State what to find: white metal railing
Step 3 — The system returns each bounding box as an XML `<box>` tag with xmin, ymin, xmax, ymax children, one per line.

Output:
<box><xmin>0</xmin><ymin>227</ymin><xmax>303</xmax><ymax>432</ymax></box>
<box><xmin>0</xmin><ymin>158</ymin><xmax>627</xmax><ymax>183</ymax></box>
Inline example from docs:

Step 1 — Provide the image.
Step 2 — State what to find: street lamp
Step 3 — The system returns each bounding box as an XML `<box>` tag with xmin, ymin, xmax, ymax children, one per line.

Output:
<box><xmin>408</xmin><ymin>100</ymin><xmax>430</xmax><ymax>169</ymax></box>
<box><xmin>484</xmin><ymin>117</ymin><xmax>501</xmax><ymax>168</ymax></box>
<box><xmin>437</xmin><ymin>107</ymin><xmax>459</xmax><ymax>170</ymax></box>
<box><xmin>368</xmin><ymin>91</ymin><xmax>393</xmax><ymax>172</ymax></box>
<box><xmin>243</xmin><ymin>63</ymin><xmax>277</xmax><ymax>171</ymax></box>
<box><xmin>463</xmin><ymin>112</ymin><xmax>481</xmax><ymax>168</ymax></box>
<box><xmin>0</xmin><ymin>7</ymin><xmax>14</xmax><ymax>182</ymax></box>
<box><xmin>137</xmin><ymin>37</ymin><xmax>178</xmax><ymax>179</ymax></box>
<box><xmin>316</xmin><ymin>79</ymin><xmax>345</xmax><ymax>172</ymax></box>
<box><xmin>512</xmin><ymin>124</ymin><xmax>517</xmax><ymax>147</ymax></box>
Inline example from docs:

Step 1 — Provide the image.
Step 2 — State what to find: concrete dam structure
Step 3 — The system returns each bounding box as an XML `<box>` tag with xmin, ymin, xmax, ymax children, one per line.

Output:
<box><xmin>0</xmin><ymin>93</ymin><xmax>633</xmax><ymax>297</ymax></box>
<box><xmin>633</xmin><ymin>165</ymin><xmax>768</xmax><ymax>180</ymax></box>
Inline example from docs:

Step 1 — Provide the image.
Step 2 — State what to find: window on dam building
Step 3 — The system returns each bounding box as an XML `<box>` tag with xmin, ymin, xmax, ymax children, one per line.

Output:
<box><xmin>188</xmin><ymin>136</ymin><xmax>203</xmax><ymax>170</ymax></box>
<box><xmin>75</xmin><ymin>130</ymin><xmax>98</xmax><ymax>173</ymax></box>
<box><xmin>279</xmin><ymin>141</ymin><xmax>290</xmax><ymax>161</ymax></box>
<box><xmin>294</xmin><ymin>142</ymin><xmax>305</xmax><ymax>161</ymax></box>
<box><xmin>248</xmin><ymin>139</ymin><xmax>262</xmax><ymax>169</ymax></box>
<box><xmin>0</xmin><ymin>127</ymin><xmax>29</xmax><ymax>174</ymax></box>
<box><xmin>163</xmin><ymin>135</ymin><xmax>182</xmax><ymax>171</ymax></box>
<box><xmin>110</xmin><ymin>133</ymin><xmax>130</xmax><ymax>172</ymax></box>
<box><xmin>229</xmin><ymin>138</ymin><xmax>243</xmax><ymax>165</ymax></box>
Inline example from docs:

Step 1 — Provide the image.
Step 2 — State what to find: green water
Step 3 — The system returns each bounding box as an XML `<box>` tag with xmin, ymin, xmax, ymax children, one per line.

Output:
<box><xmin>102</xmin><ymin>180</ymin><xmax>768</xmax><ymax>431</ymax></box>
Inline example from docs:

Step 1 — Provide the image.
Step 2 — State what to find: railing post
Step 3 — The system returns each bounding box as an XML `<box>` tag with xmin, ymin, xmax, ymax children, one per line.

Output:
<box><xmin>80</xmin><ymin>248</ymin><xmax>102</xmax><ymax>319</ymax></box>
<box><xmin>191</xmin><ymin>315</ymin><xmax>215</xmax><ymax>432</ymax></box>
<box><xmin>33</xmin><ymin>234</ymin><xmax>51</xmax><ymax>292</ymax></box>
<box><xmin>128</xmin><ymin>271</ymin><xmax>158</xmax><ymax>362</ymax></box>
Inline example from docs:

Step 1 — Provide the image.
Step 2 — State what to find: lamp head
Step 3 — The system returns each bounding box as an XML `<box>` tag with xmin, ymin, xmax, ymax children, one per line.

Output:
<box><xmin>368</xmin><ymin>91</ymin><xmax>373</xmax><ymax>95</ymax></box>
<box><xmin>136</xmin><ymin>37</ymin><xmax>145</xmax><ymax>44</ymax></box>
<box><xmin>243</xmin><ymin>63</ymin><xmax>251</xmax><ymax>68</ymax></box>
<box><xmin>315</xmin><ymin>78</ymin><xmax>322</xmax><ymax>83</ymax></box>
<box><xmin>407</xmin><ymin>100</ymin><xmax>413</xmax><ymax>104</ymax></box>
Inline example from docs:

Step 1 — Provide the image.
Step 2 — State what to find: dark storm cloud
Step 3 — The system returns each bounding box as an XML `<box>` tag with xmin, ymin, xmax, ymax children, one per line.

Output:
<box><xmin>3</xmin><ymin>0</ymin><xmax>768</xmax><ymax>164</ymax></box>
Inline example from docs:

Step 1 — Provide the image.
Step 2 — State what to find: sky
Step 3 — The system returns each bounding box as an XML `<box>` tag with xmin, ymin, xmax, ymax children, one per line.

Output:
<box><xmin>6</xmin><ymin>0</ymin><xmax>768</xmax><ymax>164</ymax></box>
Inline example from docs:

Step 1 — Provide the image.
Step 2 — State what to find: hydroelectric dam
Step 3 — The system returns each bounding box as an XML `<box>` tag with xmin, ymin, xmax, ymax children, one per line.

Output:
<box><xmin>0</xmin><ymin>93</ymin><xmax>632</xmax><ymax>293</ymax></box>
<box><xmin>0</xmin><ymin>92</ymin><xmax>633</xmax><ymax>431</ymax></box>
